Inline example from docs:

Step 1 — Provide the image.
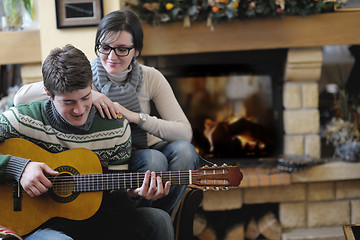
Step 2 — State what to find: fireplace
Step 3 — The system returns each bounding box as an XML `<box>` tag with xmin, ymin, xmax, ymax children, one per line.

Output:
<box><xmin>140</xmin><ymin>45</ymin><xmax>360</xmax><ymax>240</ymax></box>
<box><xmin>143</xmin><ymin>49</ymin><xmax>287</xmax><ymax>165</ymax></box>
<box><xmin>137</xmin><ymin>12</ymin><xmax>360</xmax><ymax>239</ymax></box>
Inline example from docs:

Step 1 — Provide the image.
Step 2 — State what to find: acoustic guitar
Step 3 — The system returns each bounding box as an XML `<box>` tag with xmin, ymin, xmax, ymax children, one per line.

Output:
<box><xmin>0</xmin><ymin>138</ymin><xmax>243</xmax><ymax>236</ymax></box>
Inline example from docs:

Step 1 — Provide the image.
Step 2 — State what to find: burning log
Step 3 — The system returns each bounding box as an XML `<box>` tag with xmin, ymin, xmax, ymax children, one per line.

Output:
<box><xmin>203</xmin><ymin>117</ymin><xmax>275</xmax><ymax>158</ymax></box>
<box><xmin>229</xmin><ymin>118</ymin><xmax>274</xmax><ymax>146</ymax></box>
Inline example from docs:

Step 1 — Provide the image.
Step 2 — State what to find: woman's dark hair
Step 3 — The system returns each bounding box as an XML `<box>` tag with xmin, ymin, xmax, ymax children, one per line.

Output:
<box><xmin>42</xmin><ymin>44</ymin><xmax>92</xmax><ymax>98</ymax></box>
<box><xmin>94</xmin><ymin>10</ymin><xmax>144</xmax><ymax>57</ymax></box>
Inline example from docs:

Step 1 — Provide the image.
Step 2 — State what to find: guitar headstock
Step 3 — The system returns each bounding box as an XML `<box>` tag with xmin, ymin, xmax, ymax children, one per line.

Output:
<box><xmin>191</xmin><ymin>164</ymin><xmax>243</xmax><ymax>191</ymax></box>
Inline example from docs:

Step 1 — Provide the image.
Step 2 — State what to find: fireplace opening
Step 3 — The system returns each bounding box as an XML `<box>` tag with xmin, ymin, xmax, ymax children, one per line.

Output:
<box><xmin>170</xmin><ymin>73</ymin><xmax>277</xmax><ymax>160</ymax></box>
<box><xmin>143</xmin><ymin>49</ymin><xmax>288</xmax><ymax>165</ymax></box>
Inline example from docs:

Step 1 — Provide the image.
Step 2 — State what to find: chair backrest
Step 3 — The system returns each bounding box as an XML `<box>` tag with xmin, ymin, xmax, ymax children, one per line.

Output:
<box><xmin>173</xmin><ymin>187</ymin><xmax>204</xmax><ymax>240</ymax></box>
<box><xmin>343</xmin><ymin>224</ymin><xmax>360</xmax><ymax>240</ymax></box>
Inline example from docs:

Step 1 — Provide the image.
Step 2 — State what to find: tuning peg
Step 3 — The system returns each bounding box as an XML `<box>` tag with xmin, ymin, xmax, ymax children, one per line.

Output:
<box><xmin>222</xmin><ymin>163</ymin><xmax>228</xmax><ymax>167</ymax></box>
<box><xmin>213</xmin><ymin>187</ymin><xmax>220</xmax><ymax>191</ymax></box>
<box><xmin>202</xmin><ymin>165</ymin><xmax>209</xmax><ymax>168</ymax></box>
<box><xmin>203</xmin><ymin>187</ymin><xmax>209</xmax><ymax>192</ymax></box>
<box><xmin>213</xmin><ymin>164</ymin><xmax>218</xmax><ymax>167</ymax></box>
<box><xmin>222</xmin><ymin>187</ymin><xmax>229</xmax><ymax>191</ymax></box>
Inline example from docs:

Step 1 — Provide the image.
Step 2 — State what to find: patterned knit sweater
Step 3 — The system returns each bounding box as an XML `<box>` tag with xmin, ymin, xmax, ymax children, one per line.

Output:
<box><xmin>0</xmin><ymin>101</ymin><xmax>131</xmax><ymax>183</ymax></box>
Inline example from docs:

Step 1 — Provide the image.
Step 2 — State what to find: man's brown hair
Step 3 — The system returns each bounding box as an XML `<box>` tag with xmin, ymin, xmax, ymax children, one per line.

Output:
<box><xmin>42</xmin><ymin>44</ymin><xmax>92</xmax><ymax>98</ymax></box>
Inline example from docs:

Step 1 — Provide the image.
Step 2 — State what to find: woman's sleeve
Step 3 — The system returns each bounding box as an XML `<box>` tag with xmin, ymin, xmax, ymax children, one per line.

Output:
<box><xmin>141</xmin><ymin>67</ymin><xmax>193</xmax><ymax>142</ymax></box>
<box><xmin>13</xmin><ymin>82</ymin><xmax>48</xmax><ymax>106</ymax></box>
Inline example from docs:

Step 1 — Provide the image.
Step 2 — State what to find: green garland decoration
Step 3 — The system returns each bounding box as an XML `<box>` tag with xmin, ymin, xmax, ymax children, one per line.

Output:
<box><xmin>126</xmin><ymin>0</ymin><xmax>345</xmax><ymax>27</ymax></box>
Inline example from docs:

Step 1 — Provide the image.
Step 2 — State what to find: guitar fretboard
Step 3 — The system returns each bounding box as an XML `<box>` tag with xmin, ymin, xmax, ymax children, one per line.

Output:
<box><xmin>53</xmin><ymin>171</ymin><xmax>192</xmax><ymax>193</ymax></box>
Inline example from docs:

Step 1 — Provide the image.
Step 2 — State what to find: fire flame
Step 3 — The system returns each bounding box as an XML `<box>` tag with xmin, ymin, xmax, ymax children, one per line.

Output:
<box><xmin>203</xmin><ymin>115</ymin><xmax>266</xmax><ymax>155</ymax></box>
<box><xmin>235</xmin><ymin>135</ymin><xmax>266</xmax><ymax>150</ymax></box>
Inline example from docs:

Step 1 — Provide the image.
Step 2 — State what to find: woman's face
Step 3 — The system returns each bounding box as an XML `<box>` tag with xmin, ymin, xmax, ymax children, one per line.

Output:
<box><xmin>99</xmin><ymin>31</ymin><xmax>138</xmax><ymax>74</ymax></box>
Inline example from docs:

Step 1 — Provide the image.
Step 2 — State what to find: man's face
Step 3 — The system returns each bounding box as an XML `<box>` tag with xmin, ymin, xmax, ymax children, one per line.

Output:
<box><xmin>51</xmin><ymin>86</ymin><xmax>92</xmax><ymax>126</ymax></box>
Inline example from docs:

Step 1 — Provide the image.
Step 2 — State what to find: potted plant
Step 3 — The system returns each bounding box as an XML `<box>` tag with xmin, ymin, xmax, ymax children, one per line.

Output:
<box><xmin>2</xmin><ymin>0</ymin><xmax>34</xmax><ymax>31</ymax></box>
<box><xmin>325</xmin><ymin>87</ymin><xmax>360</xmax><ymax>162</ymax></box>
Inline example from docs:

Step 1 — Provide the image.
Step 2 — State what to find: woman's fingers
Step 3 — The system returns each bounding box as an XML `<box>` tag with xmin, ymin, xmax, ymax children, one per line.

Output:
<box><xmin>92</xmin><ymin>91</ymin><xmax>119</xmax><ymax>119</ymax></box>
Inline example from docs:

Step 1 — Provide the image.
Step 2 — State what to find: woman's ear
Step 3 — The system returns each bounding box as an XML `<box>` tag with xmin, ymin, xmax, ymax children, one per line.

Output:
<box><xmin>44</xmin><ymin>88</ymin><xmax>53</xmax><ymax>100</ymax></box>
<box><xmin>135</xmin><ymin>50</ymin><xmax>140</xmax><ymax>57</ymax></box>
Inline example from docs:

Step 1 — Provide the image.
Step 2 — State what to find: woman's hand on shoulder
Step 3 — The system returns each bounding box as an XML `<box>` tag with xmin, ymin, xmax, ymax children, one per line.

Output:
<box><xmin>92</xmin><ymin>90</ymin><xmax>141</xmax><ymax>123</ymax></box>
<box><xmin>92</xmin><ymin>90</ymin><xmax>119</xmax><ymax>119</ymax></box>
<box><xmin>112</xmin><ymin>102</ymin><xmax>143</xmax><ymax>124</ymax></box>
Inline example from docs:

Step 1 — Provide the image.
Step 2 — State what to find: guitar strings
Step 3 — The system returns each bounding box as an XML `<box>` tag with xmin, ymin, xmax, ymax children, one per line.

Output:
<box><xmin>50</xmin><ymin>171</ymin><xmax>225</xmax><ymax>181</ymax></box>
<box><xmin>49</xmin><ymin>170</ymin><xmax>228</xmax><ymax>179</ymax></box>
<box><xmin>51</xmin><ymin>173</ymin><xmax>191</xmax><ymax>194</ymax></box>
<box><xmin>50</xmin><ymin>170</ymin><xmax>229</xmax><ymax>193</ymax></box>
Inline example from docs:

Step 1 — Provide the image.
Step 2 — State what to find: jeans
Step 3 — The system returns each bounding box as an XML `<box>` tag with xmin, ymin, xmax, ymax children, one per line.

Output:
<box><xmin>24</xmin><ymin>205</ymin><xmax>174</xmax><ymax>240</ymax></box>
<box><xmin>130</xmin><ymin>140</ymin><xmax>199</xmax><ymax>214</ymax></box>
<box><xmin>25</xmin><ymin>229</ymin><xmax>73</xmax><ymax>240</ymax></box>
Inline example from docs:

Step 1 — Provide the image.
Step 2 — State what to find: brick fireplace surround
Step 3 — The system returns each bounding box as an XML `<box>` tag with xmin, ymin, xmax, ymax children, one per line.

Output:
<box><xmin>140</xmin><ymin>12</ymin><xmax>360</xmax><ymax>240</ymax></box>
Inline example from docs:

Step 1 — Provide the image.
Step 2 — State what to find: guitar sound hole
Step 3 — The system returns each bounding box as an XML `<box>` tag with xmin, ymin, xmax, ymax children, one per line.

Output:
<box><xmin>53</xmin><ymin>173</ymin><xmax>74</xmax><ymax>196</ymax></box>
<box><xmin>49</xmin><ymin>165</ymin><xmax>80</xmax><ymax>203</ymax></box>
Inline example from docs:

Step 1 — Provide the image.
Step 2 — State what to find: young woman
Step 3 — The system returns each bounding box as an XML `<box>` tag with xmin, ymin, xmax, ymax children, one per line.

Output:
<box><xmin>14</xmin><ymin>9</ymin><xmax>199</xmax><ymax>215</ymax></box>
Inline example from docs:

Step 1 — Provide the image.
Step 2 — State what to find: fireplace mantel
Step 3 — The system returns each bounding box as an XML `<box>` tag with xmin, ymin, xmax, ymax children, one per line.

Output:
<box><xmin>141</xmin><ymin>11</ymin><xmax>360</xmax><ymax>56</ymax></box>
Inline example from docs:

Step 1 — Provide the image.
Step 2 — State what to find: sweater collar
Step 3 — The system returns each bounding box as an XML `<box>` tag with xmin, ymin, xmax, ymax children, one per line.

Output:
<box><xmin>107</xmin><ymin>65</ymin><xmax>132</xmax><ymax>85</ymax></box>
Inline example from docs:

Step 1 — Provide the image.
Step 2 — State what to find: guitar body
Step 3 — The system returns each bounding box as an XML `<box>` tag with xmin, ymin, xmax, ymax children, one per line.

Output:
<box><xmin>0</xmin><ymin>138</ymin><xmax>104</xmax><ymax>236</ymax></box>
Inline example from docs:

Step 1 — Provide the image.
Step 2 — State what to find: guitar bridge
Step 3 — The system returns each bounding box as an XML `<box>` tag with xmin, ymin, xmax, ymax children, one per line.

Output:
<box><xmin>12</xmin><ymin>182</ymin><xmax>22</xmax><ymax>211</ymax></box>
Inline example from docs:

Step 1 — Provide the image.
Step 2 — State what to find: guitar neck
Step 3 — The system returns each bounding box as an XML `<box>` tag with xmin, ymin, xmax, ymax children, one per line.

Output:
<box><xmin>66</xmin><ymin>171</ymin><xmax>192</xmax><ymax>193</ymax></box>
<box><xmin>51</xmin><ymin>166</ymin><xmax>241</xmax><ymax>194</ymax></box>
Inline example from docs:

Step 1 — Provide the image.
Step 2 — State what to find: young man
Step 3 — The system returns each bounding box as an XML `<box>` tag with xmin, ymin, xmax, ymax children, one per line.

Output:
<box><xmin>0</xmin><ymin>45</ymin><xmax>173</xmax><ymax>240</ymax></box>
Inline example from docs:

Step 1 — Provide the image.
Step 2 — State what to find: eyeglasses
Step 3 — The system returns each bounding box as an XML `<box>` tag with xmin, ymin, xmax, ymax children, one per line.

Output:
<box><xmin>97</xmin><ymin>45</ymin><xmax>135</xmax><ymax>57</ymax></box>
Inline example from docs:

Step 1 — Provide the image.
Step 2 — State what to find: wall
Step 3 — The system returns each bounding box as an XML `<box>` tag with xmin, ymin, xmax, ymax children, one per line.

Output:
<box><xmin>37</xmin><ymin>0</ymin><xmax>121</xmax><ymax>62</ymax></box>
